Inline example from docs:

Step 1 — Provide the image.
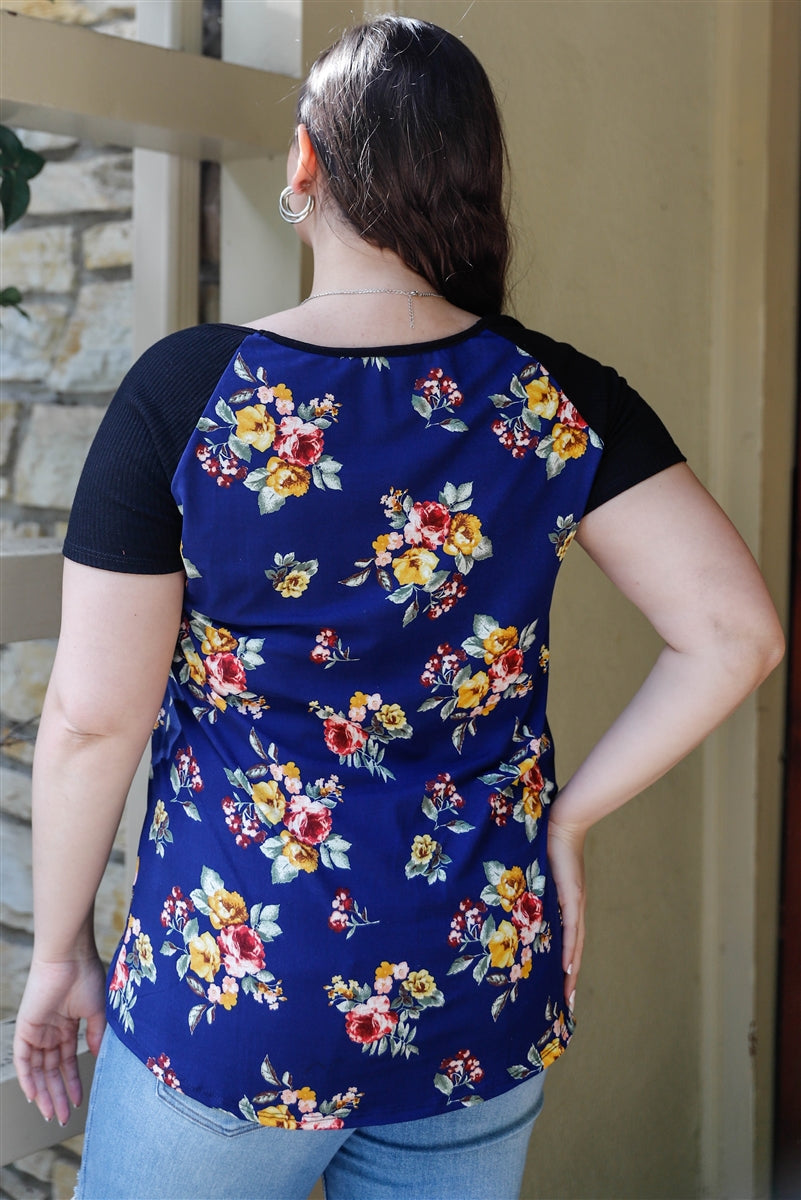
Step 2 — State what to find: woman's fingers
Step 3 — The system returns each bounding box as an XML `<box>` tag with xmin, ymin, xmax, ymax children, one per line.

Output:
<box><xmin>22</xmin><ymin>1037</ymin><xmax>77</xmax><ymax>1125</ymax></box>
<box><xmin>547</xmin><ymin>816</ymin><xmax>586</xmax><ymax>1009</ymax></box>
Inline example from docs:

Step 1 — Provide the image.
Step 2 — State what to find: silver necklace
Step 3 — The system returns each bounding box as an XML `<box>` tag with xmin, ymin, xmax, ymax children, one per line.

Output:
<box><xmin>301</xmin><ymin>287</ymin><xmax>442</xmax><ymax>330</ymax></box>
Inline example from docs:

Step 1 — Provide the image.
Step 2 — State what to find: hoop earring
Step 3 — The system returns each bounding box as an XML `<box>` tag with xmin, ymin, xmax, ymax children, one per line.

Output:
<box><xmin>279</xmin><ymin>186</ymin><xmax>315</xmax><ymax>224</ymax></box>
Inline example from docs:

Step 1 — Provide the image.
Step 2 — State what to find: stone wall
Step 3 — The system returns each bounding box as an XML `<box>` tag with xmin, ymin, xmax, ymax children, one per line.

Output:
<box><xmin>1</xmin><ymin>3</ymin><xmax>137</xmax><ymax>1196</ymax></box>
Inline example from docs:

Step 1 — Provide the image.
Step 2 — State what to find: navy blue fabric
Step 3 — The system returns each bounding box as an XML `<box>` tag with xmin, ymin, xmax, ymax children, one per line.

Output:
<box><xmin>68</xmin><ymin>321</ymin><xmax>684</xmax><ymax>1129</ymax></box>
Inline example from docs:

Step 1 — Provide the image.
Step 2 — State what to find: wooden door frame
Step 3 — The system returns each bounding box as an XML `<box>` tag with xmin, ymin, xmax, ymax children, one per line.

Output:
<box><xmin>773</xmin><ymin>292</ymin><xmax>801</xmax><ymax>1198</ymax></box>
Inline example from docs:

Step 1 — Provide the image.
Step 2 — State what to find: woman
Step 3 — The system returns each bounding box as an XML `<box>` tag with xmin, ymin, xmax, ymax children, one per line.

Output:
<box><xmin>13</xmin><ymin>16</ymin><xmax>783</xmax><ymax>1200</ymax></box>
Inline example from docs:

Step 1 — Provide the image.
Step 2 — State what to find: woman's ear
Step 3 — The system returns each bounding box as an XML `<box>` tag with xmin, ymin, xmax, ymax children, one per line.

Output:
<box><xmin>290</xmin><ymin>125</ymin><xmax>319</xmax><ymax>194</ymax></box>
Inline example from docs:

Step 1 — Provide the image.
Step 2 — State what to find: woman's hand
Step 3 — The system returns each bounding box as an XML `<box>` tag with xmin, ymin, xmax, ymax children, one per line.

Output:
<box><xmin>12</xmin><ymin>563</ymin><xmax>185</xmax><ymax>1127</ymax></box>
<box><xmin>547</xmin><ymin>810</ymin><xmax>586</xmax><ymax>1010</ymax></box>
<box><xmin>14</xmin><ymin>953</ymin><xmax>107</xmax><ymax>1125</ymax></box>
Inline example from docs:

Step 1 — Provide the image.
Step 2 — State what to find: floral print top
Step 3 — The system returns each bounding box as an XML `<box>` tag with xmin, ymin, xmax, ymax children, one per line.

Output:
<box><xmin>64</xmin><ymin>316</ymin><xmax>684</xmax><ymax>1128</ymax></box>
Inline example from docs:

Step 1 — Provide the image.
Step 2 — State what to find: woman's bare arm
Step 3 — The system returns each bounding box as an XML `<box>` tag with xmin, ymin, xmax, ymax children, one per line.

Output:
<box><xmin>548</xmin><ymin>463</ymin><xmax>784</xmax><ymax>1003</ymax></box>
<box><xmin>13</xmin><ymin>561</ymin><xmax>184</xmax><ymax>1123</ymax></box>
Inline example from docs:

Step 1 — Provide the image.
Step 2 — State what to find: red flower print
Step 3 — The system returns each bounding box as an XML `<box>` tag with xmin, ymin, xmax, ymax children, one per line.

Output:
<box><xmin>344</xmin><ymin>994</ymin><xmax>399</xmax><ymax>1045</ymax></box>
<box><xmin>323</xmin><ymin>714</ymin><xmax>368</xmax><ymax>756</ymax></box>
<box><xmin>109</xmin><ymin>946</ymin><xmax>129</xmax><ymax>991</ymax></box>
<box><xmin>488</xmin><ymin>648</ymin><xmax>525</xmax><ymax>693</ymax></box>
<box><xmin>217</xmin><ymin>924</ymin><xmax>265</xmax><ymax>978</ymax></box>
<box><xmin>284</xmin><ymin>796</ymin><xmax>333</xmax><ymax>846</ymax></box>
<box><xmin>511</xmin><ymin>892</ymin><xmax>544</xmax><ymax>945</ymax></box>
<box><xmin>404</xmin><ymin>500</ymin><xmax>452</xmax><ymax>550</ymax></box>
<box><xmin>273</xmin><ymin>417</ymin><xmax>325</xmax><ymax>467</ymax></box>
<box><xmin>522</xmin><ymin>756</ymin><xmax>544</xmax><ymax>788</ymax></box>
<box><xmin>205</xmin><ymin>652</ymin><xmax>247</xmax><ymax>697</ymax></box>
<box><xmin>333</xmin><ymin>887</ymin><xmax>354</xmax><ymax>911</ymax></box>
<box><xmin>328</xmin><ymin>910</ymin><xmax>349</xmax><ymax>933</ymax></box>
<box><xmin>310</xmin><ymin>645</ymin><xmax>331</xmax><ymax>664</ymax></box>
<box><xmin>555</xmin><ymin>399</ymin><xmax>587</xmax><ymax>430</ymax></box>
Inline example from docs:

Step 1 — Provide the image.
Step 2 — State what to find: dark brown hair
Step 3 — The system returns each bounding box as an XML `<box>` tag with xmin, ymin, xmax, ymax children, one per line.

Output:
<box><xmin>297</xmin><ymin>16</ymin><xmax>510</xmax><ymax>316</ymax></box>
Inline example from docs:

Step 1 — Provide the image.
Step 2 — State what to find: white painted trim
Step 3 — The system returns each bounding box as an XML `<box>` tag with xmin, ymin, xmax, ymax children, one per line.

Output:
<box><xmin>0</xmin><ymin>10</ymin><xmax>296</xmax><ymax>159</ymax></box>
<box><xmin>0</xmin><ymin>542</ymin><xmax>62</xmax><ymax>644</ymax></box>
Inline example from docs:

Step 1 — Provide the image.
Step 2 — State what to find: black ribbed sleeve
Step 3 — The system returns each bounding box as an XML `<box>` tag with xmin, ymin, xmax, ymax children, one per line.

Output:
<box><xmin>63</xmin><ymin>324</ymin><xmax>250</xmax><ymax>574</ymax></box>
<box><xmin>486</xmin><ymin>316</ymin><xmax>686</xmax><ymax>512</ymax></box>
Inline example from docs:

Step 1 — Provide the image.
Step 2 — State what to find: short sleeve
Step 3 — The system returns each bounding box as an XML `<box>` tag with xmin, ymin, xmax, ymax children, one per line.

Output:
<box><xmin>63</xmin><ymin>324</ymin><xmax>250</xmax><ymax>574</ymax></box>
<box><xmin>582</xmin><ymin>363</ymin><xmax>686</xmax><ymax>513</ymax></box>
<box><xmin>486</xmin><ymin>316</ymin><xmax>685</xmax><ymax>513</ymax></box>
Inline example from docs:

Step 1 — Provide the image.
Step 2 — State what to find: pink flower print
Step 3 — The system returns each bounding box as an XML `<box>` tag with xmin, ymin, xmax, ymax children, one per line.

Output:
<box><xmin>284</xmin><ymin>796</ymin><xmax>333</xmax><ymax>847</ymax></box>
<box><xmin>300</xmin><ymin>1114</ymin><xmax>345</xmax><ymax>1130</ymax></box>
<box><xmin>205</xmin><ymin>652</ymin><xmax>247</xmax><ymax>697</ymax></box>
<box><xmin>273</xmin><ymin>416</ymin><xmax>325</xmax><ymax>467</ymax></box>
<box><xmin>555</xmin><ymin>399</ymin><xmax>587</xmax><ymax>430</ymax></box>
<box><xmin>403</xmin><ymin>500</ymin><xmax>452</xmax><ymax>550</ymax></box>
<box><xmin>344</xmin><ymin>995</ymin><xmax>399</xmax><ymax>1045</ymax></box>
<box><xmin>323</xmin><ymin>715</ymin><xmax>368</xmax><ymax>757</ymax></box>
<box><xmin>109</xmin><ymin>946</ymin><xmax>129</xmax><ymax>991</ymax></box>
<box><xmin>217</xmin><ymin>924</ymin><xmax>265</xmax><ymax>978</ymax></box>
<box><xmin>488</xmin><ymin>647</ymin><xmax>525</xmax><ymax>694</ymax></box>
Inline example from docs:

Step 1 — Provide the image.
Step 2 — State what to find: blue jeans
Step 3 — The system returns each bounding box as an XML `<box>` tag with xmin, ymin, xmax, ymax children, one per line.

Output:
<box><xmin>76</xmin><ymin>1028</ymin><xmax>547</xmax><ymax>1200</ymax></box>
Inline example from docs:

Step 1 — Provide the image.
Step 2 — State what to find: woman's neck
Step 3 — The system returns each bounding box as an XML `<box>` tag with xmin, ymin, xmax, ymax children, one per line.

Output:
<box><xmin>246</xmin><ymin>223</ymin><xmax>476</xmax><ymax>346</ymax></box>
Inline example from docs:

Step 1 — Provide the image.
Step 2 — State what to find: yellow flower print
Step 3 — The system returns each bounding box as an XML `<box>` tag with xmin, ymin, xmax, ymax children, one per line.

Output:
<box><xmin>482</xmin><ymin>625</ymin><xmax>518</xmax><ymax>664</ymax></box>
<box><xmin>372</xmin><ymin>533</ymin><xmax>391</xmax><ymax>557</ymax></box>
<box><xmin>152</xmin><ymin>799</ymin><xmax>168</xmax><ymax>830</ymax></box>
<box><xmin>184</xmin><ymin>647</ymin><xmax>206</xmax><ymax>687</ymax></box>
<box><xmin>376</xmin><ymin>703</ymin><xmax>406</xmax><ymax>730</ymax></box>
<box><xmin>539</xmin><ymin>646</ymin><xmax>550</xmax><ymax>672</ymax></box>
<box><xmin>350</xmin><ymin>691</ymin><xmax>370</xmax><ymax>709</ymax></box>
<box><xmin>282</xmin><ymin>762</ymin><xmax>301</xmax><ymax>780</ymax></box>
<box><xmin>272</xmin><ymin>383</ymin><xmax>293</xmax><ymax>405</ymax></box>
<box><xmin>392</xmin><ymin>547</ymin><xmax>439</xmax><ymax>587</ymax></box>
<box><xmin>410</xmin><ymin>834</ymin><xmax>438</xmax><ymax>866</ymax></box>
<box><xmin>442</xmin><ymin>513</ymin><xmax>483</xmax><ymax>557</ymax></box>
<box><xmin>210</xmin><ymin>694</ymin><xmax>228</xmax><ymax>712</ymax></box>
<box><xmin>264</xmin><ymin>458</ymin><xmax>310</xmax><ymax>497</ymax></box>
<box><xmin>275</xmin><ymin>569</ymin><xmax>311</xmax><ymax>598</ymax></box>
<box><xmin>200</xmin><ymin>625</ymin><xmax>238</xmax><ymax>655</ymax></box>
<box><xmin>525</xmin><ymin>378</ymin><xmax>560</xmax><ymax>420</ymax></box>
<box><xmin>497</xmin><ymin>867</ymin><xmax>526</xmax><ymax>912</ymax></box>
<box><xmin>487</xmin><ymin>921</ymin><xmax>519</xmax><ymax>969</ymax></box>
<box><xmin>375</xmin><ymin>961</ymin><xmax>396</xmax><ymax>980</ymax></box>
<box><xmin>235</xmin><ymin>404</ymin><xmax>276</xmax><ymax>453</ymax></box>
<box><xmin>134</xmin><ymin>932</ymin><xmax>153</xmax><ymax>968</ymax></box>
<box><xmin>403</xmin><ymin>969</ymin><xmax>437</xmax><ymax>999</ymax></box>
<box><xmin>539</xmin><ymin>1038</ymin><xmax>565</xmax><ymax>1069</ymax></box>
<box><xmin>556</xmin><ymin>531</ymin><xmax>575</xmax><ymax>560</ymax></box>
<box><xmin>218</xmin><ymin>990</ymin><xmax>238</xmax><ymax>1011</ymax></box>
<box><xmin>522</xmin><ymin>788</ymin><xmax>543</xmax><ymax>823</ymax></box>
<box><xmin>206</xmin><ymin>888</ymin><xmax>248</xmax><ymax>929</ymax></box>
<box><xmin>188</xmin><ymin>931</ymin><xmax>221</xmax><ymax>981</ymax></box>
<box><xmin>254</xmin><ymin>780</ymin><xmax>293</xmax><ymax>832</ymax></box>
<box><xmin>326</xmin><ymin>975</ymin><xmax>356</xmax><ymax>1001</ymax></box>
<box><xmin>279</xmin><ymin>830</ymin><xmax>318</xmax><ymax>873</ymax></box>
<box><xmin>456</xmin><ymin>671</ymin><xmax>490</xmax><ymax>710</ymax></box>
<box><xmin>256</xmin><ymin>1104</ymin><xmax>299</xmax><ymax>1129</ymax></box>
<box><xmin>296</xmin><ymin>1086</ymin><xmax>317</xmax><ymax>1104</ymax></box>
<box><xmin>550</xmin><ymin>423</ymin><xmax>588</xmax><ymax>461</ymax></box>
